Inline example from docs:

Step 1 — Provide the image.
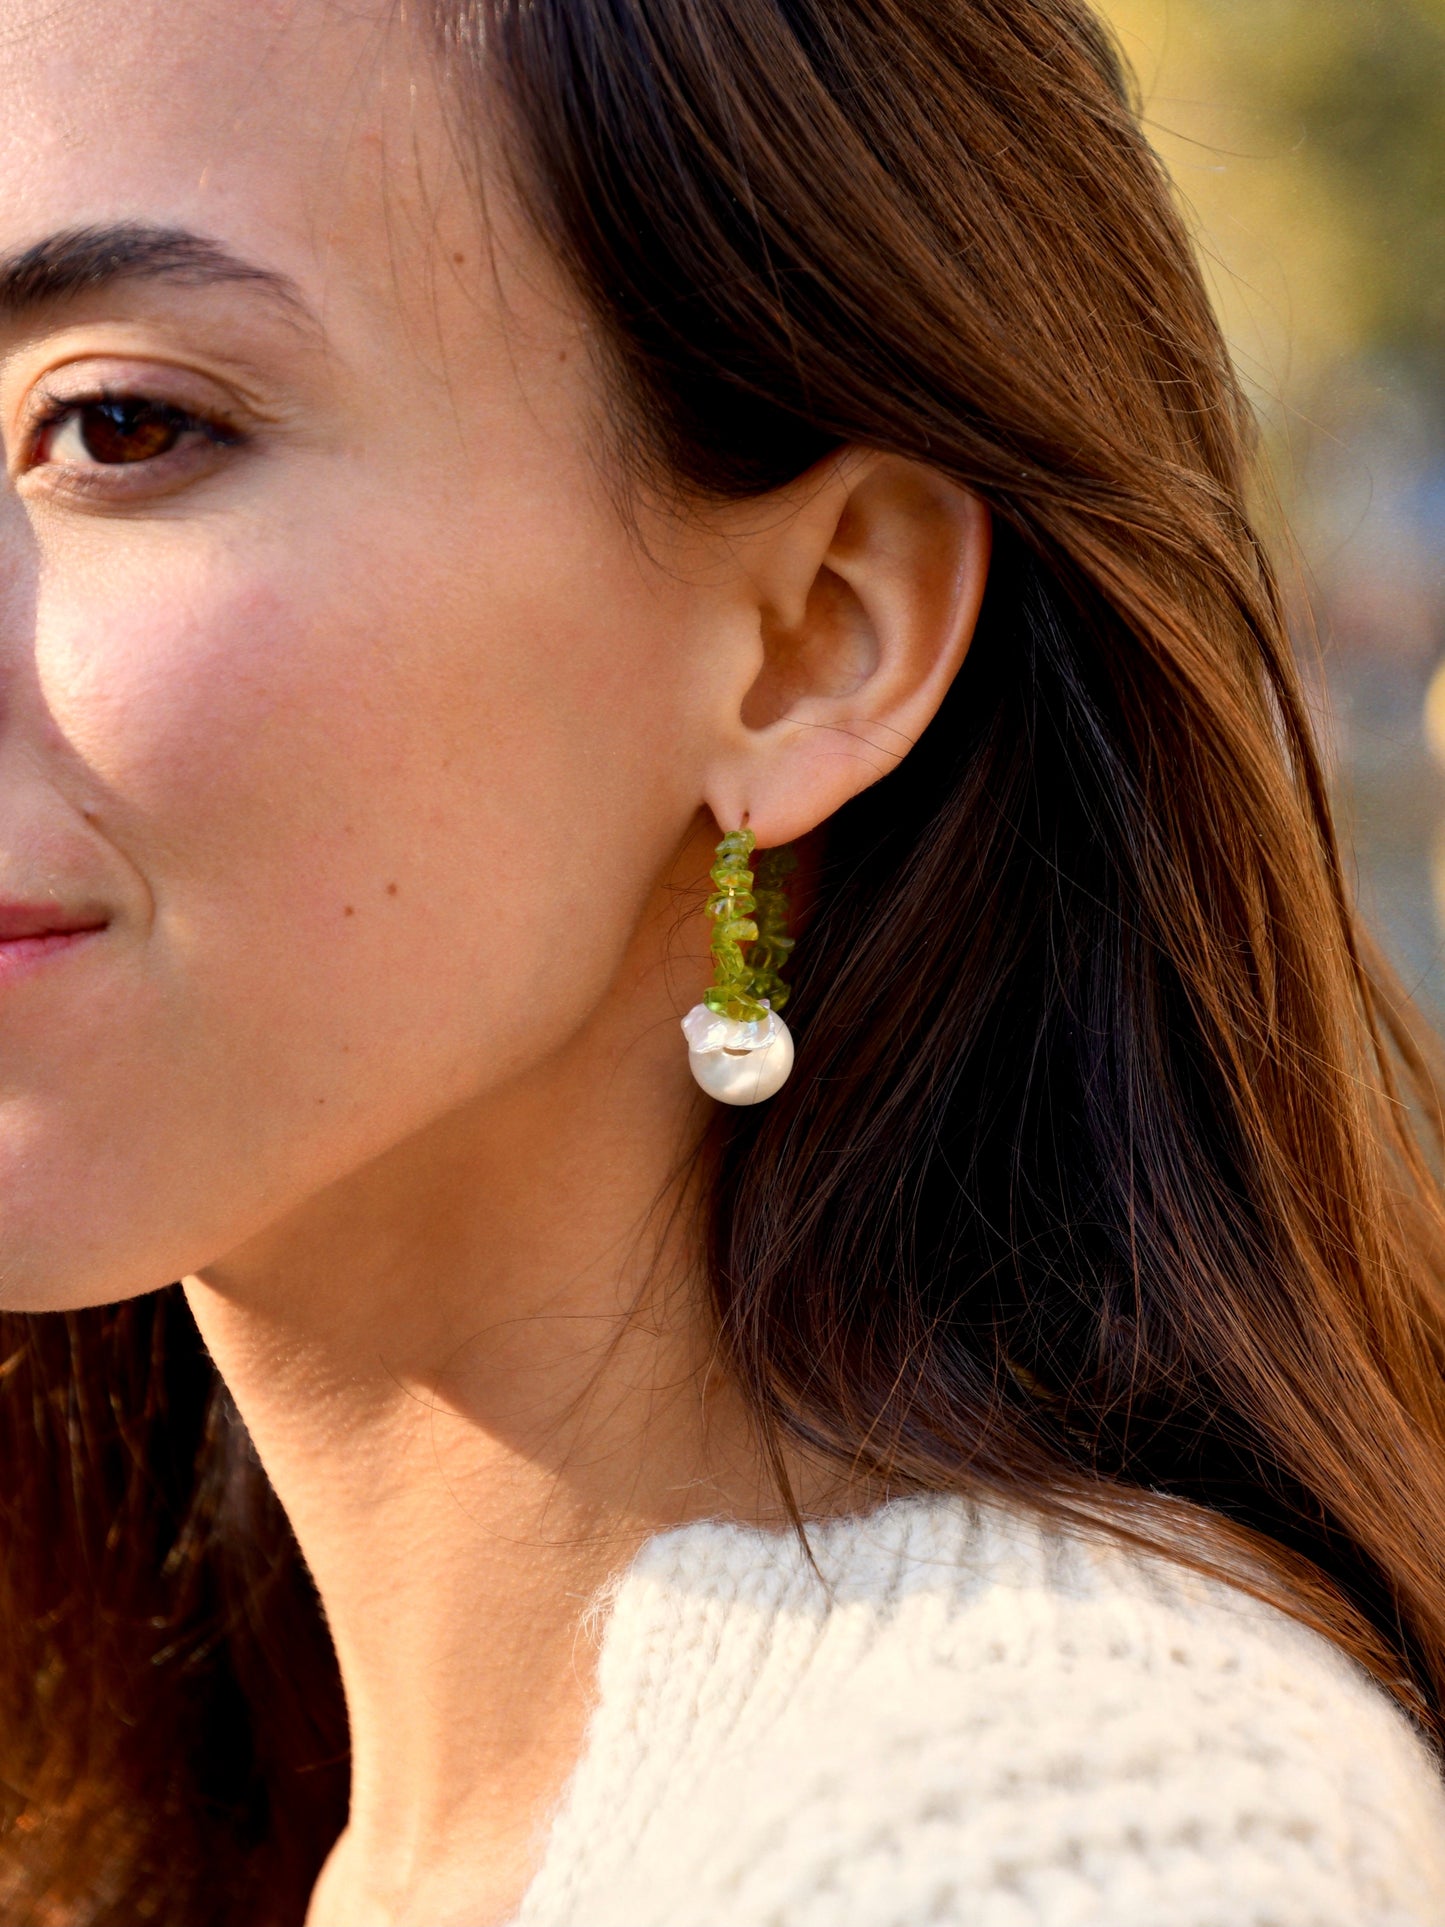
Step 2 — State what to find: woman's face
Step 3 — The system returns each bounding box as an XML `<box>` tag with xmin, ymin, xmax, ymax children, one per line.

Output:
<box><xmin>0</xmin><ymin>0</ymin><xmax>729</xmax><ymax>1308</ymax></box>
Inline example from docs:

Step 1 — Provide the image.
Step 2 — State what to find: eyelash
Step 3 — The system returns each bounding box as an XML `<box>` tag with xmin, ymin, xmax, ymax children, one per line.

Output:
<box><xmin>25</xmin><ymin>387</ymin><xmax>244</xmax><ymax>473</ymax></box>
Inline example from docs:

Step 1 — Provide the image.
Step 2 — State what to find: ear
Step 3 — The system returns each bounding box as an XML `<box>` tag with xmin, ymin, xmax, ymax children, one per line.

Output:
<box><xmin>701</xmin><ymin>451</ymin><xmax>991</xmax><ymax>845</ymax></box>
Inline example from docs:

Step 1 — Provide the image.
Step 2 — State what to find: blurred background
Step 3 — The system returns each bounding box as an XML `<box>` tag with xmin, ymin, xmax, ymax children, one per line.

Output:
<box><xmin>1096</xmin><ymin>0</ymin><xmax>1445</xmax><ymax>1016</ymax></box>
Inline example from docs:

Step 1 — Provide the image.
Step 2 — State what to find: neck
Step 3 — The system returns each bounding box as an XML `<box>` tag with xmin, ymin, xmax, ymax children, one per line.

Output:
<box><xmin>186</xmin><ymin>989</ymin><xmax>784</xmax><ymax>1927</ymax></box>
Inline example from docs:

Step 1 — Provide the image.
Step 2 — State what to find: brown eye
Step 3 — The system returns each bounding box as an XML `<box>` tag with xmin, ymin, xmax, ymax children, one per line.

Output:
<box><xmin>31</xmin><ymin>393</ymin><xmax>237</xmax><ymax>474</ymax></box>
<box><xmin>63</xmin><ymin>398</ymin><xmax>186</xmax><ymax>464</ymax></box>
<box><xmin>20</xmin><ymin>378</ymin><xmax>246</xmax><ymax>495</ymax></box>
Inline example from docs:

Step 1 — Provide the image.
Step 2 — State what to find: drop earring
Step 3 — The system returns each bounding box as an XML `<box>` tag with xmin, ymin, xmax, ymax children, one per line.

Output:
<box><xmin>681</xmin><ymin>827</ymin><xmax>797</xmax><ymax>1105</ymax></box>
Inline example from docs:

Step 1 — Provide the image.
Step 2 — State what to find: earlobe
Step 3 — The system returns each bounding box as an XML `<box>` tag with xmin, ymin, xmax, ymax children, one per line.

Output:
<box><xmin>706</xmin><ymin>453</ymin><xmax>991</xmax><ymax>848</ymax></box>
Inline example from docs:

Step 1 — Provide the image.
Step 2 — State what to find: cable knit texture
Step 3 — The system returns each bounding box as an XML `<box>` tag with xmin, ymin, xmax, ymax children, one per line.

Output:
<box><xmin>510</xmin><ymin>1495</ymin><xmax>1445</xmax><ymax>1926</ymax></box>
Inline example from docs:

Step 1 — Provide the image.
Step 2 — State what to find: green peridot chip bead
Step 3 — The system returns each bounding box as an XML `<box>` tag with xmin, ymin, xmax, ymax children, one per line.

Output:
<box><xmin>705</xmin><ymin>891</ymin><xmax>756</xmax><ymax>919</ymax></box>
<box><xmin>703</xmin><ymin>986</ymin><xmax>770</xmax><ymax>1023</ymax></box>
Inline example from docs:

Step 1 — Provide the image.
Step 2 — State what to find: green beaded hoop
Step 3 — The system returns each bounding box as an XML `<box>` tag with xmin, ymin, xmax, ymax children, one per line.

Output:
<box><xmin>701</xmin><ymin>827</ymin><xmax>796</xmax><ymax>1025</ymax></box>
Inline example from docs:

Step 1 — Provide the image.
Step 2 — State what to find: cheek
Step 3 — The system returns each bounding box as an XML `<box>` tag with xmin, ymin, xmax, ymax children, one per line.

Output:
<box><xmin>40</xmin><ymin>511</ymin><xmax>677</xmax><ymax>865</ymax></box>
<box><xmin>44</xmin><ymin>517</ymin><xmax>625</xmax><ymax>860</ymax></box>
<box><xmin>30</xmin><ymin>508</ymin><xmax>694</xmax><ymax>1167</ymax></box>
<box><xmin>40</xmin><ymin>569</ymin><xmax>323</xmax><ymax>834</ymax></box>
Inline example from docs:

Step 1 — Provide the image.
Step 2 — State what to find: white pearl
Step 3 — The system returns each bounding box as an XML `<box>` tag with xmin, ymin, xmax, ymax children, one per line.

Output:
<box><xmin>687</xmin><ymin>1017</ymin><xmax>794</xmax><ymax>1105</ymax></box>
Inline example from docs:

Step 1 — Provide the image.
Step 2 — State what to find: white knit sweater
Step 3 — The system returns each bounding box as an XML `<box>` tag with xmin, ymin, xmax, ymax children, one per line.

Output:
<box><xmin>511</xmin><ymin>1495</ymin><xmax>1445</xmax><ymax>1926</ymax></box>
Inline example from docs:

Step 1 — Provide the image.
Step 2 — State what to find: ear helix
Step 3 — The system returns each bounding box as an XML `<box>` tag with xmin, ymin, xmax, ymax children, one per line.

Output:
<box><xmin>680</xmin><ymin>827</ymin><xmax>797</xmax><ymax>1105</ymax></box>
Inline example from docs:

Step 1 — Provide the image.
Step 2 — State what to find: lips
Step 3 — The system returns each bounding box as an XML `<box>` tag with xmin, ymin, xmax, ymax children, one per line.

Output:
<box><xmin>0</xmin><ymin>901</ymin><xmax>109</xmax><ymax>983</ymax></box>
<box><xmin>0</xmin><ymin>901</ymin><xmax>108</xmax><ymax>941</ymax></box>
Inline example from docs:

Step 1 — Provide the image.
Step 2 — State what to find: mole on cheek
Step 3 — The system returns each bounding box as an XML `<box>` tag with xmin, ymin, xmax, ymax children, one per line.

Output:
<box><xmin>343</xmin><ymin>906</ymin><xmax>355</xmax><ymax>917</ymax></box>
<box><xmin>386</xmin><ymin>883</ymin><xmax>398</xmax><ymax>897</ymax></box>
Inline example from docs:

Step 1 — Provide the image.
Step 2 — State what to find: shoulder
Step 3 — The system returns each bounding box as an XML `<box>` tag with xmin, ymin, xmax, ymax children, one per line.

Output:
<box><xmin>517</xmin><ymin>1495</ymin><xmax>1445</xmax><ymax>1927</ymax></box>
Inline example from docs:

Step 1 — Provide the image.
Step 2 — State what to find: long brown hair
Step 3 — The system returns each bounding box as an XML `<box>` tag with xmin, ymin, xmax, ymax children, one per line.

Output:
<box><xmin>6</xmin><ymin>1</ymin><xmax>1445</xmax><ymax>1919</ymax></box>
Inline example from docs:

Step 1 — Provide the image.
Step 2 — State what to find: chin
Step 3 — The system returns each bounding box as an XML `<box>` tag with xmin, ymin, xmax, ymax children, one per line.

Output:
<box><xmin>0</xmin><ymin>1203</ymin><xmax>180</xmax><ymax>1315</ymax></box>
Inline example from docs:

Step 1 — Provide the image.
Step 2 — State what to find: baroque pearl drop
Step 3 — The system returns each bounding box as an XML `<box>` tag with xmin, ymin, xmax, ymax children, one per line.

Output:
<box><xmin>688</xmin><ymin>1018</ymin><xmax>794</xmax><ymax>1106</ymax></box>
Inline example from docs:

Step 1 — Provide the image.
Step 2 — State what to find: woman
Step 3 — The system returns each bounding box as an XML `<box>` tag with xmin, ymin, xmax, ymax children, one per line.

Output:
<box><xmin>0</xmin><ymin>0</ymin><xmax>1442</xmax><ymax>1920</ymax></box>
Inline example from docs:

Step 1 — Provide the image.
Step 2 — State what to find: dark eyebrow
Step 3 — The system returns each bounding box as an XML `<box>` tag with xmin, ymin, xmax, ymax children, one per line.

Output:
<box><xmin>0</xmin><ymin>222</ymin><xmax>310</xmax><ymax>322</ymax></box>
